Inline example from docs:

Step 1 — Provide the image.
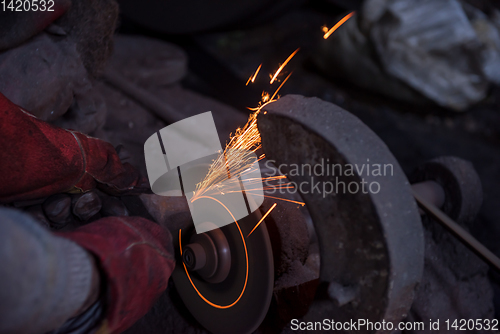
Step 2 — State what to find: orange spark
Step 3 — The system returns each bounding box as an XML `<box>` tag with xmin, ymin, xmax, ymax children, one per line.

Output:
<box><xmin>192</xmin><ymin>108</ymin><xmax>262</xmax><ymax>201</ymax></box>
<box><xmin>270</xmin><ymin>72</ymin><xmax>292</xmax><ymax>101</ymax></box>
<box><xmin>270</xmin><ymin>48</ymin><xmax>300</xmax><ymax>84</ymax></box>
<box><xmin>261</xmin><ymin>91</ymin><xmax>270</xmax><ymax>103</ymax></box>
<box><xmin>179</xmin><ymin>229</ymin><xmax>183</xmax><ymax>254</ymax></box>
<box><xmin>193</xmin><ymin>53</ymin><xmax>303</xmax><ymax>208</ymax></box>
<box><xmin>247</xmin><ymin>203</ymin><xmax>277</xmax><ymax>237</ymax></box>
<box><xmin>246</xmin><ymin>64</ymin><xmax>262</xmax><ymax>85</ymax></box>
<box><xmin>247</xmin><ymin>192</ymin><xmax>304</xmax><ymax>206</ymax></box>
<box><xmin>323</xmin><ymin>11</ymin><xmax>355</xmax><ymax>39</ymax></box>
<box><xmin>262</xmin><ymin>175</ymin><xmax>287</xmax><ymax>181</ymax></box>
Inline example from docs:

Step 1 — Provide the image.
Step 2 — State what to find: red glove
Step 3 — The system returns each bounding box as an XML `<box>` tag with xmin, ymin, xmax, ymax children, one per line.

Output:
<box><xmin>58</xmin><ymin>216</ymin><xmax>175</xmax><ymax>334</ymax></box>
<box><xmin>0</xmin><ymin>91</ymin><xmax>145</xmax><ymax>202</ymax></box>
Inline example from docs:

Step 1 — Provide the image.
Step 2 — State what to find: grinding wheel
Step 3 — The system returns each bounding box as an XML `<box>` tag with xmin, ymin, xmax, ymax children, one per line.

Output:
<box><xmin>410</xmin><ymin>156</ymin><xmax>483</xmax><ymax>226</ymax></box>
<box><xmin>172</xmin><ymin>196</ymin><xmax>274</xmax><ymax>334</ymax></box>
<box><xmin>258</xmin><ymin>95</ymin><xmax>424</xmax><ymax>333</ymax></box>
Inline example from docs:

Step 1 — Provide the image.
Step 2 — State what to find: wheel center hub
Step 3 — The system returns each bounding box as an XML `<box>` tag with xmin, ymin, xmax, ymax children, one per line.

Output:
<box><xmin>182</xmin><ymin>226</ymin><xmax>231</xmax><ymax>284</ymax></box>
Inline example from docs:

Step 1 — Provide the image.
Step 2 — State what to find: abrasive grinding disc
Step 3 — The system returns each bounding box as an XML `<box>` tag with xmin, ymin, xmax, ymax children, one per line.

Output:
<box><xmin>172</xmin><ymin>198</ymin><xmax>274</xmax><ymax>334</ymax></box>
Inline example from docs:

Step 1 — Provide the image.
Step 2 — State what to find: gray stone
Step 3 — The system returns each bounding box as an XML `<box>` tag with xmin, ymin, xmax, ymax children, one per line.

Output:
<box><xmin>109</xmin><ymin>35</ymin><xmax>188</xmax><ymax>88</ymax></box>
<box><xmin>0</xmin><ymin>32</ymin><xmax>106</xmax><ymax>135</ymax></box>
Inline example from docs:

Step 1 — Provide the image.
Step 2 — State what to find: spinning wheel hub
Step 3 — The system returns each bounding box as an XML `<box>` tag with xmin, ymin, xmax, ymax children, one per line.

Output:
<box><xmin>183</xmin><ymin>226</ymin><xmax>232</xmax><ymax>283</ymax></box>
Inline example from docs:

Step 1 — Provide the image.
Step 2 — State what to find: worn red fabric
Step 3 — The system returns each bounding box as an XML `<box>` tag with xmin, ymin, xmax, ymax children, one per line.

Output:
<box><xmin>58</xmin><ymin>216</ymin><xmax>175</xmax><ymax>334</ymax></box>
<box><xmin>0</xmin><ymin>92</ymin><xmax>144</xmax><ymax>203</ymax></box>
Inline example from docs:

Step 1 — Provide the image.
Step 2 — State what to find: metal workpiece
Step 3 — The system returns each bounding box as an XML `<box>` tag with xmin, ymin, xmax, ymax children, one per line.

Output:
<box><xmin>139</xmin><ymin>194</ymin><xmax>194</xmax><ymax>234</ymax></box>
<box><xmin>258</xmin><ymin>95</ymin><xmax>424</xmax><ymax>332</ymax></box>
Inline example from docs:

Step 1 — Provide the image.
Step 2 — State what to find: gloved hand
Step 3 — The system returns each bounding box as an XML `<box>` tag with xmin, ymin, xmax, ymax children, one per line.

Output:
<box><xmin>0</xmin><ymin>91</ymin><xmax>148</xmax><ymax>203</ymax></box>
<box><xmin>59</xmin><ymin>216</ymin><xmax>175</xmax><ymax>334</ymax></box>
<box><xmin>0</xmin><ymin>207</ymin><xmax>175</xmax><ymax>334</ymax></box>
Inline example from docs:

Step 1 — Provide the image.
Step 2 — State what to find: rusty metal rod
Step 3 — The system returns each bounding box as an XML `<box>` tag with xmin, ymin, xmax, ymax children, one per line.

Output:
<box><xmin>413</xmin><ymin>189</ymin><xmax>500</xmax><ymax>272</ymax></box>
<box><xmin>103</xmin><ymin>68</ymin><xmax>184</xmax><ymax>124</ymax></box>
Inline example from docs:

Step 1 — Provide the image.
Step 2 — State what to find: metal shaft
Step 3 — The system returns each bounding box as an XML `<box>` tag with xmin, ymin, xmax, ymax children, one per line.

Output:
<box><xmin>412</xmin><ymin>189</ymin><xmax>500</xmax><ymax>272</ymax></box>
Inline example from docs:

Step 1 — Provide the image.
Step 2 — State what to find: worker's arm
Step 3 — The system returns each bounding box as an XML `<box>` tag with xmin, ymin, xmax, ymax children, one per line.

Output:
<box><xmin>0</xmin><ymin>208</ymin><xmax>175</xmax><ymax>334</ymax></box>
<box><xmin>0</xmin><ymin>91</ymin><xmax>146</xmax><ymax>203</ymax></box>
